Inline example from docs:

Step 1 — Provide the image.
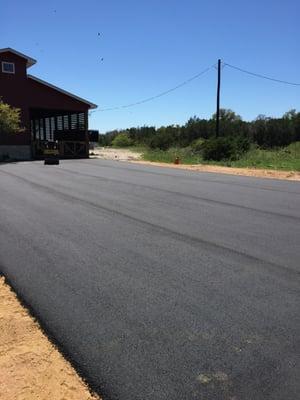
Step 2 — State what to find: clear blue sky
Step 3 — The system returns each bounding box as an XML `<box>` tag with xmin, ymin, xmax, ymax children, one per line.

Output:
<box><xmin>1</xmin><ymin>0</ymin><xmax>299</xmax><ymax>132</ymax></box>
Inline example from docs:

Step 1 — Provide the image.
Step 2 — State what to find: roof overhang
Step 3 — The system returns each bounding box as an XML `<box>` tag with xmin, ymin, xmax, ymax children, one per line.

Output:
<box><xmin>0</xmin><ymin>48</ymin><xmax>36</xmax><ymax>68</ymax></box>
<box><xmin>28</xmin><ymin>75</ymin><xmax>97</xmax><ymax>110</ymax></box>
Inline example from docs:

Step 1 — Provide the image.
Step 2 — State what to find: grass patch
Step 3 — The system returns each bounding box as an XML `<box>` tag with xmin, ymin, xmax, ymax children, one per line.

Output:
<box><xmin>143</xmin><ymin>147</ymin><xmax>201</xmax><ymax>164</ymax></box>
<box><xmin>224</xmin><ymin>142</ymin><xmax>300</xmax><ymax>170</ymax></box>
<box><xmin>141</xmin><ymin>142</ymin><xmax>300</xmax><ymax>171</ymax></box>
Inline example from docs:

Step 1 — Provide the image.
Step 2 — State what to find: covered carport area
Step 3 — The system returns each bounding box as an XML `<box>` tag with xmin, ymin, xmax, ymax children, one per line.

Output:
<box><xmin>30</xmin><ymin>107</ymin><xmax>89</xmax><ymax>158</ymax></box>
<box><xmin>27</xmin><ymin>74</ymin><xmax>97</xmax><ymax>159</ymax></box>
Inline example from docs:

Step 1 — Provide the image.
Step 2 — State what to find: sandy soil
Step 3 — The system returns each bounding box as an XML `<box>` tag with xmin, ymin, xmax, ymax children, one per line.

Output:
<box><xmin>90</xmin><ymin>147</ymin><xmax>142</xmax><ymax>161</ymax></box>
<box><xmin>0</xmin><ymin>276</ymin><xmax>100</xmax><ymax>400</ymax></box>
<box><xmin>132</xmin><ymin>160</ymin><xmax>300</xmax><ymax>181</ymax></box>
<box><xmin>91</xmin><ymin>147</ymin><xmax>300</xmax><ymax>181</ymax></box>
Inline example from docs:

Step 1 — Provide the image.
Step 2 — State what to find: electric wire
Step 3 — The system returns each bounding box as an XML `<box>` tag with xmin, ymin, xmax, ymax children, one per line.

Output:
<box><xmin>224</xmin><ymin>62</ymin><xmax>300</xmax><ymax>86</ymax></box>
<box><xmin>90</xmin><ymin>61</ymin><xmax>300</xmax><ymax>114</ymax></box>
<box><xmin>91</xmin><ymin>63</ymin><xmax>216</xmax><ymax>113</ymax></box>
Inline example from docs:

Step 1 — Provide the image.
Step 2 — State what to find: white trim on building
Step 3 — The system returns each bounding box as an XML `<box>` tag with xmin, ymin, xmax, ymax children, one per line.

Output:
<box><xmin>0</xmin><ymin>48</ymin><xmax>36</xmax><ymax>68</ymax></box>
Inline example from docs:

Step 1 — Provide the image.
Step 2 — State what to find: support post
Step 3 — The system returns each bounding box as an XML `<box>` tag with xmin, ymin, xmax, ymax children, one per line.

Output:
<box><xmin>84</xmin><ymin>111</ymin><xmax>89</xmax><ymax>158</ymax></box>
<box><xmin>216</xmin><ymin>59</ymin><xmax>221</xmax><ymax>137</ymax></box>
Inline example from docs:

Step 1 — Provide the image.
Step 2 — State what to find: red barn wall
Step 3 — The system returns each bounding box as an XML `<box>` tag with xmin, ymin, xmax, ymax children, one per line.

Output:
<box><xmin>0</xmin><ymin>51</ymin><xmax>90</xmax><ymax>138</ymax></box>
<box><xmin>0</xmin><ymin>53</ymin><xmax>30</xmax><ymax>130</ymax></box>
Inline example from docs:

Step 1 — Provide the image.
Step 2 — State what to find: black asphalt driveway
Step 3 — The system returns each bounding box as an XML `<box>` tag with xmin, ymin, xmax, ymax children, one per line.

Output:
<box><xmin>0</xmin><ymin>159</ymin><xmax>299</xmax><ymax>400</ymax></box>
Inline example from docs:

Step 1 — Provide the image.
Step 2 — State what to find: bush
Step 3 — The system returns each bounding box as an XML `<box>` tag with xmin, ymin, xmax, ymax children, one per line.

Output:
<box><xmin>148</xmin><ymin>126</ymin><xmax>180</xmax><ymax>150</ymax></box>
<box><xmin>235</xmin><ymin>135</ymin><xmax>251</xmax><ymax>153</ymax></box>
<box><xmin>0</xmin><ymin>99</ymin><xmax>23</xmax><ymax>135</ymax></box>
<box><xmin>148</xmin><ymin>134</ymin><xmax>170</xmax><ymax>150</ymax></box>
<box><xmin>202</xmin><ymin>136</ymin><xmax>250</xmax><ymax>161</ymax></box>
<box><xmin>111</xmin><ymin>133</ymin><xmax>132</xmax><ymax>147</ymax></box>
<box><xmin>191</xmin><ymin>138</ymin><xmax>205</xmax><ymax>153</ymax></box>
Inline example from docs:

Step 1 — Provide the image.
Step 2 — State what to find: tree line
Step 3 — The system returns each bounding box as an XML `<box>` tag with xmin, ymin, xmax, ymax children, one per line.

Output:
<box><xmin>99</xmin><ymin>109</ymin><xmax>300</xmax><ymax>150</ymax></box>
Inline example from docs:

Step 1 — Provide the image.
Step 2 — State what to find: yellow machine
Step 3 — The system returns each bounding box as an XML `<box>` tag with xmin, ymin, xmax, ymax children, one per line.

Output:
<box><xmin>44</xmin><ymin>142</ymin><xmax>60</xmax><ymax>165</ymax></box>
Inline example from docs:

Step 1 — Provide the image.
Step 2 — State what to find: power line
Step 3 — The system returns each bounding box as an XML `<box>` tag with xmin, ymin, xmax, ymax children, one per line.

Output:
<box><xmin>224</xmin><ymin>62</ymin><xmax>300</xmax><ymax>86</ymax></box>
<box><xmin>90</xmin><ymin>60</ymin><xmax>299</xmax><ymax>115</ymax></box>
<box><xmin>91</xmin><ymin>63</ymin><xmax>215</xmax><ymax>113</ymax></box>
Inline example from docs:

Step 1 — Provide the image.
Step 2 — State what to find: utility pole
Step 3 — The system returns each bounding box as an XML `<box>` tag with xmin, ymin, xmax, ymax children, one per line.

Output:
<box><xmin>216</xmin><ymin>59</ymin><xmax>221</xmax><ymax>137</ymax></box>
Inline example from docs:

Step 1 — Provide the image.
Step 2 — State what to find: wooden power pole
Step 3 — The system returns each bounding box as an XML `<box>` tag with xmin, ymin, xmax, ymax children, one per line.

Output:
<box><xmin>216</xmin><ymin>59</ymin><xmax>221</xmax><ymax>137</ymax></box>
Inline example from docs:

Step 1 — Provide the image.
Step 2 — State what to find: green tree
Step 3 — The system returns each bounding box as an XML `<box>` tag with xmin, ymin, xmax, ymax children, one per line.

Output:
<box><xmin>182</xmin><ymin>116</ymin><xmax>211</xmax><ymax>145</ymax></box>
<box><xmin>0</xmin><ymin>99</ymin><xmax>23</xmax><ymax>135</ymax></box>
<box><xmin>283</xmin><ymin>109</ymin><xmax>300</xmax><ymax>141</ymax></box>
<box><xmin>252</xmin><ymin>114</ymin><xmax>295</xmax><ymax>148</ymax></box>
<box><xmin>112</xmin><ymin>133</ymin><xmax>132</xmax><ymax>147</ymax></box>
<box><xmin>148</xmin><ymin>125</ymin><xmax>180</xmax><ymax>150</ymax></box>
<box><xmin>103</xmin><ymin>108</ymin><xmax>300</xmax><ymax>150</ymax></box>
<box><xmin>211</xmin><ymin>109</ymin><xmax>247</xmax><ymax>137</ymax></box>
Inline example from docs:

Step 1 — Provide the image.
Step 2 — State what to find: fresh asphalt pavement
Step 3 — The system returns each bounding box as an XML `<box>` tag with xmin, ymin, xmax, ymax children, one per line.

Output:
<box><xmin>0</xmin><ymin>159</ymin><xmax>299</xmax><ymax>400</ymax></box>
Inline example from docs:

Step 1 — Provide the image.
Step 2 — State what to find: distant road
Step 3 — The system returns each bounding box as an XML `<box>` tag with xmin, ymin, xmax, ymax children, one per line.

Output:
<box><xmin>1</xmin><ymin>159</ymin><xmax>299</xmax><ymax>400</ymax></box>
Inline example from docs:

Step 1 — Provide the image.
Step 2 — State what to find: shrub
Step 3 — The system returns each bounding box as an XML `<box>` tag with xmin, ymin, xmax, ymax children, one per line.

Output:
<box><xmin>191</xmin><ymin>138</ymin><xmax>205</xmax><ymax>153</ymax></box>
<box><xmin>148</xmin><ymin>126</ymin><xmax>180</xmax><ymax>150</ymax></box>
<box><xmin>202</xmin><ymin>136</ymin><xmax>250</xmax><ymax>161</ymax></box>
<box><xmin>0</xmin><ymin>99</ymin><xmax>23</xmax><ymax>135</ymax></box>
<box><xmin>148</xmin><ymin>134</ymin><xmax>170</xmax><ymax>150</ymax></box>
<box><xmin>112</xmin><ymin>133</ymin><xmax>132</xmax><ymax>147</ymax></box>
<box><xmin>235</xmin><ymin>135</ymin><xmax>251</xmax><ymax>153</ymax></box>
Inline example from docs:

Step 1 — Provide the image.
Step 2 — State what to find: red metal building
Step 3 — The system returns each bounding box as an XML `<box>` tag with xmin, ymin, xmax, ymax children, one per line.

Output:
<box><xmin>0</xmin><ymin>48</ymin><xmax>97</xmax><ymax>160</ymax></box>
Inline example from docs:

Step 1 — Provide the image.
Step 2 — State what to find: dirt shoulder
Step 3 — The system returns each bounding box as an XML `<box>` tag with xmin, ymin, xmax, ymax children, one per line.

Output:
<box><xmin>131</xmin><ymin>160</ymin><xmax>300</xmax><ymax>181</ymax></box>
<box><xmin>90</xmin><ymin>147</ymin><xmax>299</xmax><ymax>181</ymax></box>
<box><xmin>0</xmin><ymin>276</ymin><xmax>100</xmax><ymax>400</ymax></box>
